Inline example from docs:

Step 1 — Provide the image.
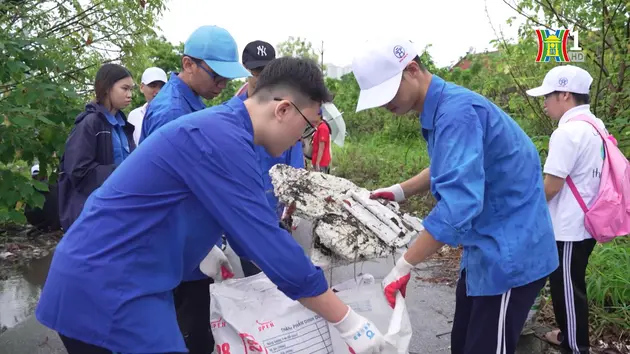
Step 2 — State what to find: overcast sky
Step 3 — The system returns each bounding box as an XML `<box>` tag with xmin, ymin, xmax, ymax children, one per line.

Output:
<box><xmin>157</xmin><ymin>0</ymin><xmax>524</xmax><ymax>68</ymax></box>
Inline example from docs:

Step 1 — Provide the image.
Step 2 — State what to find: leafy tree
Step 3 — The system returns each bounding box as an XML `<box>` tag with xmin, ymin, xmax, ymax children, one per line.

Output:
<box><xmin>0</xmin><ymin>0</ymin><xmax>166</xmax><ymax>223</ymax></box>
<box><xmin>277</xmin><ymin>36</ymin><xmax>319</xmax><ymax>62</ymax></box>
<box><xmin>124</xmin><ymin>35</ymin><xmax>183</xmax><ymax>110</ymax></box>
<box><xmin>276</xmin><ymin>36</ymin><xmax>327</xmax><ymax>72</ymax></box>
<box><xmin>442</xmin><ymin>0</ymin><xmax>630</xmax><ymax>156</ymax></box>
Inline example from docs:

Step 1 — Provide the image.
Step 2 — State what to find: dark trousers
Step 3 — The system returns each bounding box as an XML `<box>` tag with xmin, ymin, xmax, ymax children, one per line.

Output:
<box><xmin>173</xmin><ymin>278</ymin><xmax>214</xmax><ymax>354</ymax></box>
<box><xmin>59</xmin><ymin>334</ymin><xmax>112</xmax><ymax>354</ymax></box>
<box><xmin>240</xmin><ymin>257</ymin><xmax>262</xmax><ymax>276</ymax></box>
<box><xmin>59</xmin><ymin>334</ymin><xmax>182</xmax><ymax>353</ymax></box>
<box><xmin>237</xmin><ymin>220</ymin><xmax>294</xmax><ymax>277</ymax></box>
<box><xmin>549</xmin><ymin>239</ymin><xmax>596</xmax><ymax>354</ymax></box>
<box><xmin>451</xmin><ymin>270</ymin><xmax>547</xmax><ymax>354</ymax></box>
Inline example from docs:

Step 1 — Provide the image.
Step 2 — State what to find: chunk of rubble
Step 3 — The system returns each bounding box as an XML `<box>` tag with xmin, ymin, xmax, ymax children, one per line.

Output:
<box><xmin>270</xmin><ymin>164</ymin><xmax>423</xmax><ymax>262</ymax></box>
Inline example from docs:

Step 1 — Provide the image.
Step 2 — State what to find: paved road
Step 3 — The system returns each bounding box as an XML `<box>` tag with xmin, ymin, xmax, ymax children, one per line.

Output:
<box><xmin>0</xmin><ymin>254</ymin><xmax>457</xmax><ymax>354</ymax></box>
<box><xmin>0</xmin><ymin>218</ymin><xmax>548</xmax><ymax>353</ymax></box>
<box><xmin>0</xmin><ymin>257</ymin><xmax>550</xmax><ymax>354</ymax></box>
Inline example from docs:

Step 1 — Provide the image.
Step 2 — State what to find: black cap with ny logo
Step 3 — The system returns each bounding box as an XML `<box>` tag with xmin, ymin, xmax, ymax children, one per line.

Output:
<box><xmin>242</xmin><ymin>40</ymin><xmax>276</xmax><ymax>70</ymax></box>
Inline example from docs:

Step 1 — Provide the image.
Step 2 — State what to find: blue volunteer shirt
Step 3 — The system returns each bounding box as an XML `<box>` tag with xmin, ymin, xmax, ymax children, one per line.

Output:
<box><xmin>139</xmin><ymin>72</ymin><xmax>205</xmax><ymax>143</ymax></box>
<box><xmin>237</xmin><ymin>90</ymin><xmax>305</xmax><ymax>218</ymax></box>
<box><xmin>35</xmin><ymin>97</ymin><xmax>328</xmax><ymax>353</ymax></box>
<box><xmin>137</xmin><ymin>72</ymin><xmax>220</xmax><ymax>277</ymax></box>
<box><xmin>419</xmin><ymin>75</ymin><xmax>558</xmax><ymax>296</ymax></box>
<box><xmin>103</xmin><ymin>110</ymin><xmax>130</xmax><ymax>165</ymax></box>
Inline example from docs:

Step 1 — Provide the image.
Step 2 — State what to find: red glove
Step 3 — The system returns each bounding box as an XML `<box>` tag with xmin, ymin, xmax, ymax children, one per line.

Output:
<box><xmin>382</xmin><ymin>255</ymin><xmax>414</xmax><ymax>308</ymax></box>
<box><xmin>199</xmin><ymin>246</ymin><xmax>234</xmax><ymax>281</ymax></box>
<box><xmin>369</xmin><ymin>184</ymin><xmax>405</xmax><ymax>202</ymax></box>
<box><xmin>221</xmin><ymin>266</ymin><xmax>234</xmax><ymax>280</ymax></box>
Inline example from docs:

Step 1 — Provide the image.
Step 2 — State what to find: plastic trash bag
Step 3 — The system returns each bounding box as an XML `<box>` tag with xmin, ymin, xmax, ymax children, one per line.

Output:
<box><xmin>209</xmin><ymin>272</ymin><xmax>412</xmax><ymax>353</ymax></box>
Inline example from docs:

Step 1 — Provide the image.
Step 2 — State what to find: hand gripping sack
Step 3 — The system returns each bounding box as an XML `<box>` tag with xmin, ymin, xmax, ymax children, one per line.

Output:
<box><xmin>209</xmin><ymin>272</ymin><xmax>412</xmax><ymax>354</ymax></box>
<box><xmin>566</xmin><ymin>115</ymin><xmax>630</xmax><ymax>242</ymax></box>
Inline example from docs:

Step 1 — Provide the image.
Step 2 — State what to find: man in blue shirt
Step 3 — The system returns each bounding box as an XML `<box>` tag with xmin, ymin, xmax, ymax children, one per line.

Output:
<box><xmin>35</xmin><ymin>57</ymin><xmax>386</xmax><ymax>354</ymax></box>
<box><xmin>351</xmin><ymin>39</ymin><xmax>559</xmax><ymax>354</ymax></box>
<box><xmin>234</xmin><ymin>40</ymin><xmax>307</xmax><ymax>276</ymax></box>
<box><xmin>140</xmin><ymin>25</ymin><xmax>250</xmax><ymax>142</ymax></box>
<box><xmin>238</xmin><ymin>40</ymin><xmax>305</xmax><ymax>215</ymax></box>
<box><xmin>136</xmin><ymin>25</ymin><xmax>251</xmax><ymax>354</ymax></box>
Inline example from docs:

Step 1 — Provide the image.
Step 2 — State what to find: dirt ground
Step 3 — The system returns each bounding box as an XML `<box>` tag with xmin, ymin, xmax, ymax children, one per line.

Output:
<box><xmin>0</xmin><ymin>224</ymin><xmax>62</xmax><ymax>280</ymax></box>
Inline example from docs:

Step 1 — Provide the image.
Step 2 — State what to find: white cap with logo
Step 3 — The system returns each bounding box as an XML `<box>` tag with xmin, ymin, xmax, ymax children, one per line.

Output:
<box><xmin>352</xmin><ymin>38</ymin><xmax>417</xmax><ymax>112</ymax></box>
<box><xmin>141</xmin><ymin>67</ymin><xmax>168</xmax><ymax>85</ymax></box>
<box><xmin>526</xmin><ymin>65</ymin><xmax>593</xmax><ymax>97</ymax></box>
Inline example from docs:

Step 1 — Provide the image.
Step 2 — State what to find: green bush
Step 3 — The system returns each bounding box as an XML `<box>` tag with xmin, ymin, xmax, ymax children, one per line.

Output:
<box><xmin>586</xmin><ymin>238</ymin><xmax>630</xmax><ymax>336</ymax></box>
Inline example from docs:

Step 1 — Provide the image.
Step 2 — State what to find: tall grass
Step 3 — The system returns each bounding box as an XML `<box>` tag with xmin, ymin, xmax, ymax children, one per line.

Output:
<box><xmin>586</xmin><ymin>238</ymin><xmax>630</xmax><ymax>338</ymax></box>
<box><xmin>331</xmin><ymin>116</ymin><xmax>435</xmax><ymax>216</ymax></box>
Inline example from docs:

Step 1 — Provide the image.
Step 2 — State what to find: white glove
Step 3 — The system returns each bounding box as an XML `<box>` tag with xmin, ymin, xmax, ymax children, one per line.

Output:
<box><xmin>382</xmin><ymin>255</ymin><xmax>414</xmax><ymax>308</ymax></box>
<box><xmin>370</xmin><ymin>184</ymin><xmax>405</xmax><ymax>202</ymax></box>
<box><xmin>199</xmin><ymin>246</ymin><xmax>234</xmax><ymax>281</ymax></box>
<box><xmin>331</xmin><ymin>306</ymin><xmax>386</xmax><ymax>353</ymax></box>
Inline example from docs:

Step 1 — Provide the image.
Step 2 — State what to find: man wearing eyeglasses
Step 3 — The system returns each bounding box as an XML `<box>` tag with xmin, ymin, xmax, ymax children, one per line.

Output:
<box><xmin>137</xmin><ymin>25</ymin><xmax>250</xmax><ymax>354</ymax></box>
<box><xmin>238</xmin><ymin>41</ymin><xmax>307</xmax><ymax>218</ymax></box>
<box><xmin>230</xmin><ymin>40</ymin><xmax>309</xmax><ymax>277</ymax></box>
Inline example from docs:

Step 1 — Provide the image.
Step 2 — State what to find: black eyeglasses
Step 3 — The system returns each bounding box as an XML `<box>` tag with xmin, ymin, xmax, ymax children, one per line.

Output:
<box><xmin>273</xmin><ymin>97</ymin><xmax>317</xmax><ymax>139</ymax></box>
<box><xmin>189</xmin><ymin>57</ymin><xmax>229</xmax><ymax>85</ymax></box>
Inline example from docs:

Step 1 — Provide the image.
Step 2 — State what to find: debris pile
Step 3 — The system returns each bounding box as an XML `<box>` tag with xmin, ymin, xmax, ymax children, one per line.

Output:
<box><xmin>270</xmin><ymin>164</ymin><xmax>423</xmax><ymax>264</ymax></box>
<box><xmin>0</xmin><ymin>227</ymin><xmax>62</xmax><ymax>279</ymax></box>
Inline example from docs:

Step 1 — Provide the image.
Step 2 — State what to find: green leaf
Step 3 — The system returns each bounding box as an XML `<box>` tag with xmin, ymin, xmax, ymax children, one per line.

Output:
<box><xmin>29</xmin><ymin>191</ymin><xmax>45</xmax><ymax>209</ymax></box>
<box><xmin>7</xmin><ymin>209</ymin><xmax>26</xmax><ymax>224</ymax></box>
<box><xmin>17</xmin><ymin>181</ymin><xmax>34</xmax><ymax>197</ymax></box>
<box><xmin>31</xmin><ymin>179</ymin><xmax>49</xmax><ymax>192</ymax></box>
<box><xmin>37</xmin><ymin>116</ymin><xmax>55</xmax><ymax>125</ymax></box>
<box><xmin>7</xmin><ymin>60</ymin><xmax>29</xmax><ymax>74</ymax></box>
<box><xmin>8</xmin><ymin>115</ymin><xmax>34</xmax><ymax>127</ymax></box>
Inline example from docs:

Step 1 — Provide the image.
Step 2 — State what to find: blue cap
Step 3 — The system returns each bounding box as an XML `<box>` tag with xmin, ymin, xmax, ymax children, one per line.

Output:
<box><xmin>183</xmin><ymin>25</ymin><xmax>250</xmax><ymax>79</ymax></box>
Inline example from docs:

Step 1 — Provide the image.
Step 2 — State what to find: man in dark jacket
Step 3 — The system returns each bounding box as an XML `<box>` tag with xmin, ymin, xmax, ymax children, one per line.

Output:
<box><xmin>57</xmin><ymin>102</ymin><xmax>135</xmax><ymax>231</ymax></box>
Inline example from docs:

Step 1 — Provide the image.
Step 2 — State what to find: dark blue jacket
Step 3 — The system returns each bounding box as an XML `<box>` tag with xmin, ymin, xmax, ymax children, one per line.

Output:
<box><xmin>57</xmin><ymin>102</ymin><xmax>136</xmax><ymax>231</ymax></box>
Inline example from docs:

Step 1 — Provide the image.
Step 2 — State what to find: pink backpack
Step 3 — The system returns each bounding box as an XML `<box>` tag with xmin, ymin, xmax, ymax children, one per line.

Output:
<box><xmin>565</xmin><ymin>115</ymin><xmax>630</xmax><ymax>243</ymax></box>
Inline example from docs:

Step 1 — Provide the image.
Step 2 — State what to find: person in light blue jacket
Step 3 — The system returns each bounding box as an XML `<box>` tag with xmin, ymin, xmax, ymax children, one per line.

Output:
<box><xmin>352</xmin><ymin>38</ymin><xmax>558</xmax><ymax>354</ymax></box>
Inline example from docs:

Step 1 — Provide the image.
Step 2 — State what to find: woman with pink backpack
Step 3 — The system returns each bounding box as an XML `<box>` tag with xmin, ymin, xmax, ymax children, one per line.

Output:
<box><xmin>527</xmin><ymin>65</ymin><xmax>630</xmax><ymax>354</ymax></box>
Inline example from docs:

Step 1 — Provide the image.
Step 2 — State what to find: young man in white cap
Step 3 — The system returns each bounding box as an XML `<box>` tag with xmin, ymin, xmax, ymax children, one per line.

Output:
<box><xmin>127</xmin><ymin>67</ymin><xmax>167</xmax><ymax>145</ymax></box>
<box><xmin>526</xmin><ymin>65</ymin><xmax>605</xmax><ymax>354</ymax></box>
<box><xmin>137</xmin><ymin>25</ymin><xmax>251</xmax><ymax>354</ymax></box>
<box><xmin>352</xmin><ymin>38</ymin><xmax>559</xmax><ymax>354</ymax></box>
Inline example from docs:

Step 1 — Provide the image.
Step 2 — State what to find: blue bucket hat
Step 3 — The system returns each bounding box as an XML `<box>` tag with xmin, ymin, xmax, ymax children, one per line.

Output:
<box><xmin>184</xmin><ymin>25</ymin><xmax>251</xmax><ymax>79</ymax></box>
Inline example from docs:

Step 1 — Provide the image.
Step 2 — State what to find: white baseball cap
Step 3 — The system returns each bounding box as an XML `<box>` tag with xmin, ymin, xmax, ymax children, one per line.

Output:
<box><xmin>31</xmin><ymin>164</ymin><xmax>39</xmax><ymax>177</ymax></box>
<box><xmin>526</xmin><ymin>65</ymin><xmax>593</xmax><ymax>97</ymax></box>
<box><xmin>352</xmin><ymin>38</ymin><xmax>417</xmax><ymax>112</ymax></box>
<box><xmin>141</xmin><ymin>67</ymin><xmax>168</xmax><ymax>85</ymax></box>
